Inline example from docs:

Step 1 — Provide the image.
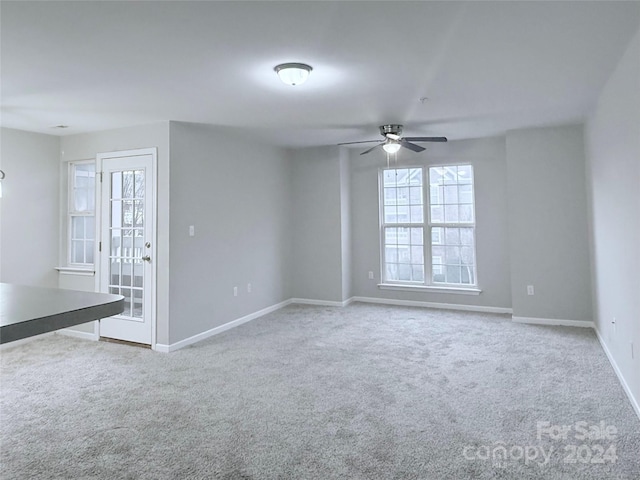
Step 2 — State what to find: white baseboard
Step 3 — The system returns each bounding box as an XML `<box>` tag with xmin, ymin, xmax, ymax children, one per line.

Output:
<box><xmin>57</xmin><ymin>328</ymin><xmax>99</xmax><ymax>342</ymax></box>
<box><xmin>155</xmin><ymin>299</ymin><xmax>293</xmax><ymax>353</ymax></box>
<box><xmin>290</xmin><ymin>297</ymin><xmax>354</xmax><ymax>308</ymax></box>
<box><xmin>512</xmin><ymin>316</ymin><xmax>594</xmax><ymax>328</ymax></box>
<box><xmin>594</xmin><ymin>328</ymin><xmax>640</xmax><ymax>421</ymax></box>
<box><xmin>351</xmin><ymin>296</ymin><xmax>512</xmax><ymax>314</ymax></box>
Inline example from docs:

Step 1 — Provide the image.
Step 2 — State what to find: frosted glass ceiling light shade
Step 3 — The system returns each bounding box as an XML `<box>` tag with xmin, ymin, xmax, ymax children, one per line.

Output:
<box><xmin>274</xmin><ymin>63</ymin><xmax>312</xmax><ymax>86</ymax></box>
<box><xmin>383</xmin><ymin>142</ymin><xmax>401</xmax><ymax>154</ymax></box>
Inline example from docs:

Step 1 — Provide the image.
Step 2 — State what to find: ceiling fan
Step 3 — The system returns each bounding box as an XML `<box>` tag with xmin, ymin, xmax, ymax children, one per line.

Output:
<box><xmin>338</xmin><ymin>124</ymin><xmax>447</xmax><ymax>155</ymax></box>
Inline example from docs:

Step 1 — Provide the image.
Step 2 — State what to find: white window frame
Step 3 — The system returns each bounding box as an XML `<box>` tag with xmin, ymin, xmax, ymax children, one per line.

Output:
<box><xmin>378</xmin><ymin>164</ymin><xmax>481</xmax><ymax>294</ymax></box>
<box><xmin>68</xmin><ymin>160</ymin><xmax>96</xmax><ymax>267</ymax></box>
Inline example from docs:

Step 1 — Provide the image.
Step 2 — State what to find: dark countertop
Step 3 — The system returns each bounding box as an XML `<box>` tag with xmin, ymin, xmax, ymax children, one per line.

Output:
<box><xmin>0</xmin><ymin>283</ymin><xmax>124</xmax><ymax>344</ymax></box>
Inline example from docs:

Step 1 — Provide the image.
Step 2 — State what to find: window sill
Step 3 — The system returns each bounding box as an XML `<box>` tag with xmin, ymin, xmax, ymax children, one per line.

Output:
<box><xmin>378</xmin><ymin>283</ymin><xmax>482</xmax><ymax>295</ymax></box>
<box><xmin>55</xmin><ymin>267</ymin><xmax>95</xmax><ymax>276</ymax></box>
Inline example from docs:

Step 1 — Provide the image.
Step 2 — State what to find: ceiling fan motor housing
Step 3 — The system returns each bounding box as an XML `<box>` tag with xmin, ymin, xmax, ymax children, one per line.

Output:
<box><xmin>379</xmin><ymin>124</ymin><xmax>403</xmax><ymax>137</ymax></box>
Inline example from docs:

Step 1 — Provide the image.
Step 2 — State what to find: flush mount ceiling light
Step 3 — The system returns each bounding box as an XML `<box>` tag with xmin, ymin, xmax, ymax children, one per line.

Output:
<box><xmin>274</xmin><ymin>63</ymin><xmax>312</xmax><ymax>86</ymax></box>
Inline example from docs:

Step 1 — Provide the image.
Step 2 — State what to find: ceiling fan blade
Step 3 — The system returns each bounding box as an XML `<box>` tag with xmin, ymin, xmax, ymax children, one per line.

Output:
<box><xmin>402</xmin><ymin>136</ymin><xmax>448</xmax><ymax>142</ymax></box>
<box><xmin>400</xmin><ymin>140</ymin><xmax>426</xmax><ymax>153</ymax></box>
<box><xmin>385</xmin><ymin>133</ymin><xmax>401</xmax><ymax>141</ymax></box>
<box><xmin>360</xmin><ymin>143</ymin><xmax>383</xmax><ymax>155</ymax></box>
<box><xmin>337</xmin><ymin>139</ymin><xmax>381</xmax><ymax>145</ymax></box>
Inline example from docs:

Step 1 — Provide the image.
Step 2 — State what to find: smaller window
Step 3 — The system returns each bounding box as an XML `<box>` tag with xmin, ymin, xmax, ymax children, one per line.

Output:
<box><xmin>68</xmin><ymin>162</ymin><xmax>96</xmax><ymax>266</ymax></box>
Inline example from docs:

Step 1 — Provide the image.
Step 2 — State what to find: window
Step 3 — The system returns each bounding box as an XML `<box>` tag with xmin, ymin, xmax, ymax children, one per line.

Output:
<box><xmin>380</xmin><ymin>165</ymin><xmax>477</xmax><ymax>288</ymax></box>
<box><xmin>68</xmin><ymin>162</ymin><xmax>96</xmax><ymax>266</ymax></box>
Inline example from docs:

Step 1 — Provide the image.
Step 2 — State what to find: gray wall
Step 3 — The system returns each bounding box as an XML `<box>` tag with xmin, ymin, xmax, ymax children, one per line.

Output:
<box><xmin>585</xmin><ymin>27</ymin><xmax>639</xmax><ymax>406</ymax></box>
<box><xmin>60</xmin><ymin>122</ymin><xmax>171</xmax><ymax>344</ymax></box>
<box><xmin>506</xmin><ymin>125</ymin><xmax>592</xmax><ymax>321</ymax></box>
<box><xmin>169</xmin><ymin>122</ymin><xmax>291</xmax><ymax>343</ymax></box>
<box><xmin>290</xmin><ymin>146</ymin><xmax>345</xmax><ymax>303</ymax></box>
<box><xmin>349</xmin><ymin>137</ymin><xmax>512</xmax><ymax>309</ymax></box>
<box><xmin>0</xmin><ymin>128</ymin><xmax>60</xmax><ymax>287</ymax></box>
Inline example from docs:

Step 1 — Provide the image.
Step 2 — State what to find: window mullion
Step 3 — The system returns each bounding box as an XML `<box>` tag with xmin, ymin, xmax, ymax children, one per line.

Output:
<box><xmin>381</xmin><ymin>222</ymin><xmax>418</xmax><ymax>228</ymax></box>
<box><xmin>424</xmin><ymin>167</ymin><xmax>431</xmax><ymax>286</ymax></box>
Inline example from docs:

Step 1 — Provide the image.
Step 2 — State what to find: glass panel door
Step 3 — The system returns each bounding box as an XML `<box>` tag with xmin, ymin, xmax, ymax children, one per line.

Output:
<box><xmin>99</xmin><ymin>151</ymin><xmax>155</xmax><ymax>346</ymax></box>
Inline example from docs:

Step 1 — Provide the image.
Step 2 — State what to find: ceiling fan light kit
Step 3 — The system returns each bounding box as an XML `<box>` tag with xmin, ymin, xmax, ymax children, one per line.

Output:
<box><xmin>274</xmin><ymin>63</ymin><xmax>312</xmax><ymax>86</ymax></box>
<box><xmin>338</xmin><ymin>124</ymin><xmax>448</xmax><ymax>155</ymax></box>
<box><xmin>382</xmin><ymin>142</ymin><xmax>401</xmax><ymax>154</ymax></box>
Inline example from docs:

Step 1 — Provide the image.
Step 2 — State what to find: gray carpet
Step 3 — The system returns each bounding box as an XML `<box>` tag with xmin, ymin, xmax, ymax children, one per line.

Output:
<box><xmin>1</xmin><ymin>303</ymin><xmax>638</xmax><ymax>479</ymax></box>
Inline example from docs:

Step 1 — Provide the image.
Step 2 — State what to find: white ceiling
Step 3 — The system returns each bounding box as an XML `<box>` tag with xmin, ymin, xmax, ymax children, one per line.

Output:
<box><xmin>2</xmin><ymin>1</ymin><xmax>639</xmax><ymax>147</ymax></box>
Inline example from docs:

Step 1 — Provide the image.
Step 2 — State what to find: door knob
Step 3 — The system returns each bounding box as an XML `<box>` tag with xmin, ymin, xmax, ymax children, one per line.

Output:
<box><xmin>142</xmin><ymin>255</ymin><xmax>151</xmax><ymax>262</ymax></box>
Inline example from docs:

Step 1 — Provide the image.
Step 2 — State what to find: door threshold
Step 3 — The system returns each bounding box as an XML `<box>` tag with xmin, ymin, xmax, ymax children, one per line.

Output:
<box><xmin>99</xmin><ymin>337</ymin><xmax>151</xmax><ymax>349</ymax></box>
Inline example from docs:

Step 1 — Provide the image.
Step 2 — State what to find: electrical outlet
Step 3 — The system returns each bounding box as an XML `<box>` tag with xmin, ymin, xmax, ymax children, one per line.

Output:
<box><xmin>368</xmin><ymin>271</ymin><xmax>374</xmax><ymax>280</ymax></box>
<box><xmin>233</xmin><ymin>286</ymin><xmax>238</xmax><ymax>297</ymax></box>
<box><xmin>527</xmin><ymin>285</ymin><xmax>534</xmax><ymax>296</ymax></box>
<box><xmin>631</xmin><ymin>342</ymin><xmax>634</xmax><ymax>360</ymax></box>
<box><xmin>189</xmin><ymin>225</ymin><xmax>195</xmax><ymax>237</ymax></box>
<box><xmin>247</xmin><ymin>283</ymin><xmax>252</xmax><ymax>293</ymax></box>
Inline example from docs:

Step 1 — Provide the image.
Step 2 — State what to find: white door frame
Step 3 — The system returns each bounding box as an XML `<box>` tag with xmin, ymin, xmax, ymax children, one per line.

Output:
<box><xmin>94</xmin><ymin>147</ymin><xmax>158</xmax><ymax>350</ymax></box>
